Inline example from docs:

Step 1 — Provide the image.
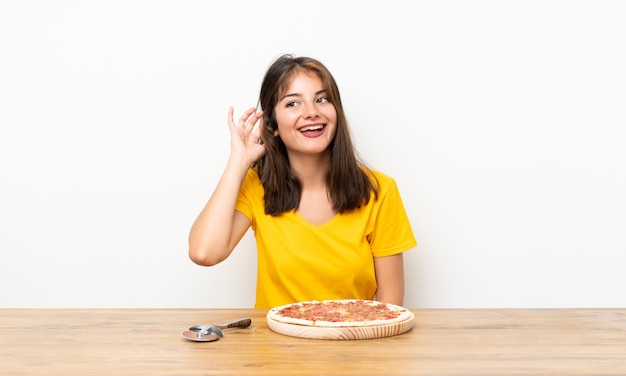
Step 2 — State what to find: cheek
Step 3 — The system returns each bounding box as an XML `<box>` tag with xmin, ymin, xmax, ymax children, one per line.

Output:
<box><xmin>329</xmin><ymin>125</ymin><xmax>338</xmax><ymax>139</ymax></box>
<box><xmin>325</xmin><ymin>107</ymin><xmax>338</xmax><ymax>124</ymax></box>
<box><xmin>274</xmin><ymin>111</ymin><xmax>297</xmax><ymax>132</ymax></box>
<box><xmin>273</xmin><ymin>119</ymin><xmax>288</xmax><ymax>138</ymax></box>
<box><xmin>327</xmin><ymin>112</ymin><xmax>338</xmax><ymax>131</ymax></box>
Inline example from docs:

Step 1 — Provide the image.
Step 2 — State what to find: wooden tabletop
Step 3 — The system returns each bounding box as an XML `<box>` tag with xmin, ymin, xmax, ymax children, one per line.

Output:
<box><xmin>1</xmin><ymin>308</ymin><xmax>624</xmax><ymax>375</ymax></box>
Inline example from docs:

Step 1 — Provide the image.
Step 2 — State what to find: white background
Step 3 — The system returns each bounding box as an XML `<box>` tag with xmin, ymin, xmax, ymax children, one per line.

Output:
<box><xmin>1</xmin><ymin>1</ymin><xmax>625</xmax><ymax>308</ymax></box>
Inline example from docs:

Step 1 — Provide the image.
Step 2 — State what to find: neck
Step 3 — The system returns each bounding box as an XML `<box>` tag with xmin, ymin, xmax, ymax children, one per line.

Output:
<box><xmin>288</xmin><ymin>152</ymin><xmax>330</xmax><ymax>189</ymax></box>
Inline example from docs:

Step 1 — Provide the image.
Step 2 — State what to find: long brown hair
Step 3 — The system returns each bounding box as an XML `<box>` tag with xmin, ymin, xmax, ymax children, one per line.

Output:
<box><xmin>255</xmin><ymin>54</ymin><xmax>378</xmax><ymax>215</ymax></box>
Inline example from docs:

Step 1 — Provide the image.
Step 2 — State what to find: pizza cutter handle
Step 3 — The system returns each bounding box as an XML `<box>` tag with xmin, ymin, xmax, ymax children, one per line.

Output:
<box><xmin>217</xmin><ymin>317</ymin><xmax>252</xmax><ymax>329</ymax></box>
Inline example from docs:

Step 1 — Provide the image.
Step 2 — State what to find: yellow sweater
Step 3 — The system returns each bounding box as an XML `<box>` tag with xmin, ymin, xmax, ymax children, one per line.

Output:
<box><xmin>235</xmin><ymin>168</ymin><xmax>417</xmax><ymax>308</ymax></box>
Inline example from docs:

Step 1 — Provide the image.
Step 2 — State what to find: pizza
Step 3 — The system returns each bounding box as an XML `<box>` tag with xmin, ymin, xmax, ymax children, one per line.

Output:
<box><xmin>266</xmin><ymin>299</ymin><xmax>412</xmax><ymax>327</ymax></box>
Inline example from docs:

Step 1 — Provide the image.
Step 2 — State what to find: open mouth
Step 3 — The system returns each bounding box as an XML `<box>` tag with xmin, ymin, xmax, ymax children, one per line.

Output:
<box><xmin>299</xmin><ymin>124</ymin><xmax>325</xmax><ymax>133</ymax></box>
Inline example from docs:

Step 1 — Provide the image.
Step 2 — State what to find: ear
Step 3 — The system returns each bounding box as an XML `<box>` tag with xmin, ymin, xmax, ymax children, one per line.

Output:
<box><xmin>273</xmin><ymin>129</ymin><xmax>279</xmax><ymax>137</ymax></box>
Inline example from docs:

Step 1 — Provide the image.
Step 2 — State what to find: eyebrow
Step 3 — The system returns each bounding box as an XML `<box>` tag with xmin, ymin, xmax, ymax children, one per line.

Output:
<box><xmin>279</xmin><ymin>89</ymin><xmax>327</xmax><ymax>102</ymax></box>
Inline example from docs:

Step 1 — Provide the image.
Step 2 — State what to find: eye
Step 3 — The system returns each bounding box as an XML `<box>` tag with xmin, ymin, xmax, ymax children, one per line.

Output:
<box><xmin>285</xmin><ymin>101</ymin><xmax>299</xmax><ymax>108</ymax></box>
<box><xmin>316</xmin><ymin>97</ymin><xmax>330</xmax><ymax>104</ymax></box>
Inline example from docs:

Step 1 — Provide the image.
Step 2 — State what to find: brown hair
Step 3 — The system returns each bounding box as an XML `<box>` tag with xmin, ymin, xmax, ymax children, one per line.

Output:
<box><xmin>255</xmin><ymin>54</ymin><xmax>378</xmax><ymax>215</ymax></box>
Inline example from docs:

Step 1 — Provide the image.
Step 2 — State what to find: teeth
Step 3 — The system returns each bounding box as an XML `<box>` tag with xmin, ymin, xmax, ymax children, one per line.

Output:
<box><xmin>300</xmin><ymin>125</ymin><xmax>323</xmax><ymax>132</ymax></box>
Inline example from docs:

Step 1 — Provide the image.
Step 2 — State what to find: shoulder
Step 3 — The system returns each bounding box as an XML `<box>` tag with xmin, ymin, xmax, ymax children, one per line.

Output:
<box><xmin>243</xmin><ymin>167</ymin><xmax>261</xmax><ymax>184</ymax></box>
<box><xmin>240</xmin><ymin>168</ymin><xmax>264</xmax><ymax>194</ymax></box>
<box><xmin>364</xmin><ymin>168</ymin><xmax>397</xmax><ymax>191</ymax></box>
<box><xmin>367</xmin><ymin>169</ymin><xmax>394</xmax><ymax>183</ymax></box>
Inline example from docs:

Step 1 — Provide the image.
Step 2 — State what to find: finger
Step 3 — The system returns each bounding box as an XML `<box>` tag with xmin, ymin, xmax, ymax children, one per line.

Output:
<box><xmin>250</xmin><ymin>110</ymin><xmax>264</xmax><ymax>137</ymax></box>
<box><xmin>227</xmin><ymin>106</ymin><xmax>235</xmax><ymax>128</ymax></box>
<box><xmin>238</xmin><ymin>107</ymin><xmax>257</xmax><ymax>129</ymax></box>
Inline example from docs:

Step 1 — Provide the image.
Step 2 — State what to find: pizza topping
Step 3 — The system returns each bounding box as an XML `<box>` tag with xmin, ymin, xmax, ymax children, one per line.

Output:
<box><xmin>275</xmin><ymin>300</ymin><xmax>403</xmax><ymax>323</ymax></box>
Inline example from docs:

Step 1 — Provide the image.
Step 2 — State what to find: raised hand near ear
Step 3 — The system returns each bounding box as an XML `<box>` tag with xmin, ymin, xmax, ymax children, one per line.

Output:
<box><xmin>189</xmin><ymin>107</ymin><xmax>266</xmax><ymax>266</ymax></box>
<box><xmin>227</xmin><ymin>106</ymin><xmax>266</xmax><ymax>166</ymax></box>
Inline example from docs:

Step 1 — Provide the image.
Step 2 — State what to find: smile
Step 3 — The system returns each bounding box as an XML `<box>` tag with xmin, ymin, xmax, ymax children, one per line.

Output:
<box><xmin>298</xmin><ymin>124</ymin><xmax>325</xmax><ymax>132</ymax></box>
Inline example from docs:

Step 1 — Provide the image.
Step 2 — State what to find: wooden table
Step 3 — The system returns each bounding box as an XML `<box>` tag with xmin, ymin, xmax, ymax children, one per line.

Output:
<box><xmin>1</xmin><ymin>308</ymin><xmax>625</xmax><ymax>375</ymax></box>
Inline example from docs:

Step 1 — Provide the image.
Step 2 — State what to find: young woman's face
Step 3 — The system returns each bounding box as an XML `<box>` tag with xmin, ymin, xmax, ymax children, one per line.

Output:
<box><xmin>273</xmin><ymin>71</ymin><xmax>337</xmax><ymax>158</ymax></box>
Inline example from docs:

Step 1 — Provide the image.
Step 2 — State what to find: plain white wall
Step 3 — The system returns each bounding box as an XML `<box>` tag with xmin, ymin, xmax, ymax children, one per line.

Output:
<box><xmin>1</xmin><ymin>0</ymin><xmax>625</xmax><ymax>308</ymax></box>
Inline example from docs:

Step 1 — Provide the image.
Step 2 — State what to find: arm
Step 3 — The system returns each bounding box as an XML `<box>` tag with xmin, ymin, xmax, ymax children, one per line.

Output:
<box><xmin>373</xmin><ymin>253</ymin><xmax>405</xmax><ymax>306</ymax></box>
<box><xmin>188</xmin><ymin>107</ymin><xmax>264</xmax><ymax>266</ymax></box>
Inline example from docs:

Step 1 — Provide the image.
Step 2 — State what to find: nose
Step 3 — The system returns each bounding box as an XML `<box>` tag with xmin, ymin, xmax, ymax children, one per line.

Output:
<box><xmin>303</xmin><ymin>101</ymin><xmax>319</xmax><ymax>118</ymax></box>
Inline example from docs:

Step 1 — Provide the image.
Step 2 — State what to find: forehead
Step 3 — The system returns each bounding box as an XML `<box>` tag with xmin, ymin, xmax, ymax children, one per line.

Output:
<box><xmin>281</xmin><ymin>70</ymin><xmax>325</xmax><ymax>95</ymax></box>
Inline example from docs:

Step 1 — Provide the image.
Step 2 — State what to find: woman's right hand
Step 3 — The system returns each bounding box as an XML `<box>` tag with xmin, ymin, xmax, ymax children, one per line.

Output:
<box><xmin>228</xmin><ymin>106</ymin><xmax>266</xmax><ymax>165</ymax></box>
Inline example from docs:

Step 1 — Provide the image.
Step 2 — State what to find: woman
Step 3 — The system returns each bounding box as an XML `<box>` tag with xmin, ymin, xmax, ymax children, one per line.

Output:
<box><xmin>189</xmin><ymin>54</ymin><xmax>417</xmax><ymax>308</ymax></box>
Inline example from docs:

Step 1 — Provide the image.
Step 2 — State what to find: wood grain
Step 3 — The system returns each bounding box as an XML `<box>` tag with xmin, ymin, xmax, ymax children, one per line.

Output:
<box><xmin>1</xmin><ymin>308</ymin><xmax>625</xmax><ymax>375</ymax></box>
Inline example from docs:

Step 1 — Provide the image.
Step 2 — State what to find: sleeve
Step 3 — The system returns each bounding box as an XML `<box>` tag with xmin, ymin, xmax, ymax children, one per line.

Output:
<box><xmin>368</xmin><ymin>176</ymin><xmax>418</xmax><ymax>257</ymax></box>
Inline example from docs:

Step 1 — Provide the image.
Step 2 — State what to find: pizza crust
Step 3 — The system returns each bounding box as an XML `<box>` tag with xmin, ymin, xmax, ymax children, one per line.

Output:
<box><xmin>267</xmin><ymin>299</ymin><xmax>412</xmax><ymax>327</ymax></box>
